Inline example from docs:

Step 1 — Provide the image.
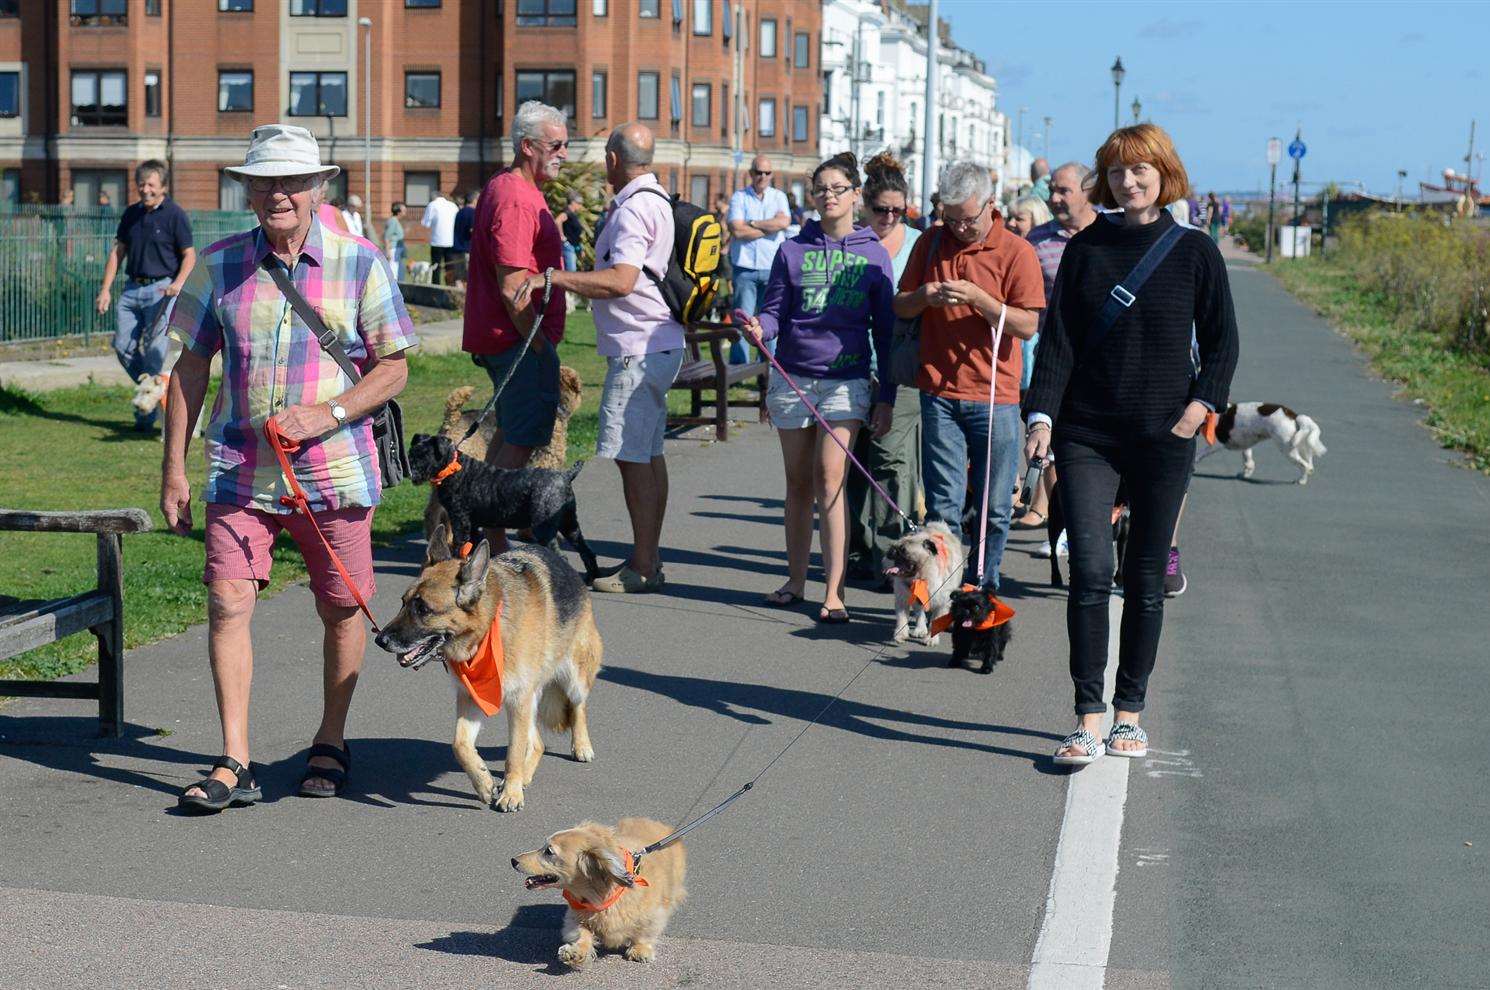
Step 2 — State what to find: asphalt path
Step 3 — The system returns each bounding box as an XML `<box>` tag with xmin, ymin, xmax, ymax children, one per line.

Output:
<box><xmin>2</xmin><ymin>254</ymin><xmax>1486</xmax><ymax>988</ymax></box>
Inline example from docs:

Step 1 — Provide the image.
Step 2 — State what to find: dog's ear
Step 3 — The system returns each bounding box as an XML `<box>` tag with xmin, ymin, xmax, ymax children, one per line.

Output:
<box><xmin>427</xmin><ymin>524</ymin><xmax>453</xmax><ymax>563</ymax></box>
<box><xmin>411</xmin><ymin>432</ymin><xmax>432</xmax><ymax>445</ymax></box>
<box><xmin>584</xmin><ymin>842</ymin><xmax>636</xmax><ymax>888</ymax></box>
<box><xmin>455</xmin><ymin>539</ymin><xmax>491</xmax><ymax>608</ymax></box>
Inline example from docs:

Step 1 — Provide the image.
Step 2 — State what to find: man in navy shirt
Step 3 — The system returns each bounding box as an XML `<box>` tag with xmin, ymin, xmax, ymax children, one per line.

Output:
<box><xmin>95</xmin><ymin>159</ymin><xmax>196</xmax><ymax>430</ymax></box>
<box><xmin>449</xmin><ymin>190</ymin><xmax>477</xmax><ymax>287</ymax></box>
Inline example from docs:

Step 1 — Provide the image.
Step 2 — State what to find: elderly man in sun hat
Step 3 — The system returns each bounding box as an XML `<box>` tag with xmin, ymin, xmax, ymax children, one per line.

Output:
<box><xmin>161</xmin><ymin>123</ymin><xmax>418</xmax><ymax>814</ymax></box>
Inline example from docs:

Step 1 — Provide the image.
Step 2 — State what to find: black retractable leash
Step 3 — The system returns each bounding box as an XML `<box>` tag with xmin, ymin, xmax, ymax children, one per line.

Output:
<box><xmin>461</xmin><ymin>274</ymin><xmax>555</xmax><ymax>445</ymax></box>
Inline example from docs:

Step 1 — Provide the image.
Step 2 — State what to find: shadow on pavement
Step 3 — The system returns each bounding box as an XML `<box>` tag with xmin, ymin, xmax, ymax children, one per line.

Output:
<box><xmin>599</xmin><ymin>664</ymin><xmax>1063</xmax><ymax>769</ymax></box>
<box><xmin>416</xmin><ymin>904</ymin><xmax>566</xmax><ymax>972</ymax></box>
<box><xmin>0</xmin><ymin>716</ymin><xmax>211</xmax><ymax>796</ymax></box>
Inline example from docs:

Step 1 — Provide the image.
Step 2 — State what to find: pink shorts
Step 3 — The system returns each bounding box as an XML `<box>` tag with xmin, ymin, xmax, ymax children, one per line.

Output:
<box><xmin>204</xmin><ymin>503</ymin><xmax>376</xmax><ymax>607</ymax></box>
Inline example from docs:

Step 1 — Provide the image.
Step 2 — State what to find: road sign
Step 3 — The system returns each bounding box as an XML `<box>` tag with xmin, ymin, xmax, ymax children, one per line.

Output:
<box><xmin>733</xmin><ymin>150</ymin><xmax>745</xmax><ymax>168</ymax></box>
<box><xmin>1288</xmin><ymin>138</ymin><xmax>1306</xmax><ymax>160</ymax></box>
<box><xmin>1267</xmin><ymin>138</ymin><xmax>1281</xmax><ymax>166</ymax></box>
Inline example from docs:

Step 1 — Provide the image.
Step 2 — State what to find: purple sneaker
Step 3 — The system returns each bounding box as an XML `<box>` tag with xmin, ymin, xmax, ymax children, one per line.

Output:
<box><xmin>1164</xmin><ymin>547</ymin><xmax>1187</xmax><ymax>598</ymax></box>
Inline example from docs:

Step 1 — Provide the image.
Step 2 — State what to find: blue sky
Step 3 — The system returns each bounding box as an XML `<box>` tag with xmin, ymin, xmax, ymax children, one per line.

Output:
<box><xmin>949</xmin><ymin>0</ymin><xmax>1489</xmax><ymax>196</ymax></box>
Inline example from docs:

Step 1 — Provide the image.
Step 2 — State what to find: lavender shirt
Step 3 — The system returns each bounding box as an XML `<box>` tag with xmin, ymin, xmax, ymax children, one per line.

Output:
<box><xmin>591</xmin><ymin>173</ymin><xmax>685</xmax><ymax>357</ymax></box>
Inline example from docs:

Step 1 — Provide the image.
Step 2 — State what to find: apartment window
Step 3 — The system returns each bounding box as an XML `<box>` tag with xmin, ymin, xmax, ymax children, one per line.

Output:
<box><xmin>690</xmin><ymin>82</ymin><xmax>709</xmax><ymax>128</ymax></box>
<box><xmin>639</xmin><ymin>0</ymin><xmax>658</xmax><ymax>16</ymax></box>
<box><xmin>2</xmin><ymin>168</ymin><xmax>18</xmax><ymax>205</ymax></box>
<box><xmin>403</xmin><ymin>171</ymin><xmax>439</xmax><ymax>208</ymax></box>
<box><xmin>720</xmin><ymin>82</ymin><xmax>728</xmax><ymax>136</ymax></box>
<box><xmin>290</xmin><ymin>0</ymin><xmax>347</xmax><ymax>15</ymax></box>
<box><xmin>405</xmin><ymin>71</ymin><xmax>441</xmax><ymax>109</ymax></box>
<box><xmin>792</xmin><ymin>104</ymin><xmax>808</xmax><ymax>143</ymax></box>
<box><xmin>70</xmin><ymin>0</ymin><xmax>126</xmax><ymax>25</ymax></box>
<box><xmin>71</xmin><ymin>169</ymin><xmax>127</xmax><ymax>208</ymax></box>
<box><xmin>691</xmin><ymin>0</ymin><xmax>709</xmax><ymax>34</ymax></box>
<box><xmin>289</xmin><ymin>71</ymin><xmax>347</xmax><ymax>116</ymax></box>
<box><xmin>406</xmin><ymin>0</ymin><xmax>442</xmax><ymax>6</ymax></box>
<box><xmin>219</xmin><ymin>170</ymin><xmax>248</xmax><ymax>211</ymax></box>
<box><xmin>514</xmin><ymin>69</ymin><xmax>576</xmax><ymax>119</ymax></box>
<box><xmin>591</xmin><ymin>70</ymin><xmax>607</xmax><ymax>118</ymax></box>
<box><xmin>592</xmin><ymin>0</ymin><xmax>606</xmax><ymax>13</ymax></box>
<box><xmin>0</xmin><ymin>72</ymin><xmax>19</xmax><ymax>118</ymax></box>
<box><xmin>670</xmin><ymin>0</ymin><xmax>682</xmax><ymax>25</ymax></box>
<box><xmin>218</xmin><ymin>0</ymin><xmax>253</xmax><ymax>9</ymax></box>
<box><xmin>875</xmin><ymin>90</ymin><xmax>884</xmax><ymax>127</ymax></box>
<box><xmin>70</xmin><ymin>70</ymin><xmax>127</xmax><ymax>127</ymax></box>
<box><xmin>721</xmin><ymin>0</ymin><xmax>731</xmax><ymax>43</ymax></box>
<box><xmin>690</xmin><ymin>174</ymin><xmax>708</xmax><ymax>207</ymax></box>
<box><xmin>0</xmin><ymin>1</ymin><xmax>17</xmax><ymax>16</ymax></box>
<box><xmin>218</xmin><ymin>71</ymin><xmax>253</xmax><ymax>112</ymax></box>
<box><xmin>758</xmin><ymin>97</ymin><xmax>775</xmax><ymax>137</ymax></box>
<box><xmin>145</xmin><ymin>0</ymin><xmax>160</xmax><ymax>14</ymax></box>
<box><xmin>785</xmin><ymin>17</ymin><xmax>792</xmax><ymax>70</ymax></box>
<box><xmin>669</xmin><ymin>73</ymin><xmax>682</xmax><ymax>124</ymax></box>
<box><xmin>637</xmin><ymin>71</ymin><xmax>659</xmax><ymax>120</ymax></box>
<box><xmin>516</xmin><ymin>0</ymin><xmax>577</xmax><ymax>26</ymax></box>
<box><xmin>794</xmin><ymin>31</ymin><xmax>810</xmax><ymax>68</ymax></box>
<box><xmin>759</xmin><ymin>18</ymin><xmax>776</xmax><ymax>57</ymax></box>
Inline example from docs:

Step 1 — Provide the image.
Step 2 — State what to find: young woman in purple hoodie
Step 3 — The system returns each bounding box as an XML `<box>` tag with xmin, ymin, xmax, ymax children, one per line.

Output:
<box><xmin>737</xmin><ymin>152</ymin><xmax>897</xmax><ymax>623</ymax></box>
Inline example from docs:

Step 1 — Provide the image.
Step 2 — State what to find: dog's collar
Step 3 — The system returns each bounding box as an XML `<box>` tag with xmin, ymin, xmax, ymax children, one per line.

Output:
<box><xmin>431</xmin><ymin>454</ymin><xmax>463</xmax><ymax>486</ymax></box>
<box><xmin>561</xmin><ymin>850</ymin><xmax>650</xmax><ymax>913</ymax></box>
<box><xmin>928</xmin><ymin>584</ymin><xmax>1016</xmax><ymax>637</ymax></box>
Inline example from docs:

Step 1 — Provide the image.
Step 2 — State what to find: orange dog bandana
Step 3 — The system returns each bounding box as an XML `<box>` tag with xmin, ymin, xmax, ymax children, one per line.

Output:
<box><xmin>562</xmin><ymin>849</ymin><xmax>650</xmax><ymax>913</ymax></box>
<box><xmin>928</xmin><ymin>584</ymin><xmax>1016</xmax><ymax>637</ymax></box>
<box><xmin>452</xmin><ymin>612</ymin><xmax>504</xmax><ymax>717</ymax></box>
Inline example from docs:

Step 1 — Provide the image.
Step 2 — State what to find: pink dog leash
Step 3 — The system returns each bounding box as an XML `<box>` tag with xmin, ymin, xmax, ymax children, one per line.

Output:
<box><xmin>974</xmin><ymin>304</ymin><xmax>1007</xmax><ymax>585</ymax></box>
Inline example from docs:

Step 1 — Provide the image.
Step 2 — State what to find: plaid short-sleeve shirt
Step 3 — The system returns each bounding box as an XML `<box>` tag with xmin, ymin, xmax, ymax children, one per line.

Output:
<box><xmin>169</xmin><ymin>219</ymin><xmax>418</xmax><ymax>513</ymax></box>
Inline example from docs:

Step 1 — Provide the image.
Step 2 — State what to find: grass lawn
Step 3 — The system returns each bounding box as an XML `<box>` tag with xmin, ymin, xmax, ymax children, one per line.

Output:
<box><xmin>0</xmin><ymin>311</ymin><xmax>742</xmax><ymax>683</ymax></box>
<box><xmin>1273</xmin><ymin>259</ymin><xmax>1490</xmax><ymax>473</ymax></box>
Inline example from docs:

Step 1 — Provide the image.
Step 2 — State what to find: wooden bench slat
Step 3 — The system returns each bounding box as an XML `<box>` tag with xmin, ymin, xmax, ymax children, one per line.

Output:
<box><xmin>0</xmin><ymin>679</ymin><xmax>100</xmax><ymax>700</ymax></box>
<box><xmin>0</xmin><ymin>592</ymin><xmax>115</xmax><ymax>662</ymax></box>
<box><xmin>0</xmin><ymin>508</ymin><xmax>152</xmax><ymax>534</ymax></box>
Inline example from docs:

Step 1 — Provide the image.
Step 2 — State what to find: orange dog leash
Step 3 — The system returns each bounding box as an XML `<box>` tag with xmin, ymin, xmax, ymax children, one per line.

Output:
<box><xmin>263</xmin><ymin>418</ymin><xmax>381</xmax><ymax>632</ymax></box>
<box><xmin>562</xmin><ymin>849</ymin><xmax>650</xmax><ymax>913</ymax></box>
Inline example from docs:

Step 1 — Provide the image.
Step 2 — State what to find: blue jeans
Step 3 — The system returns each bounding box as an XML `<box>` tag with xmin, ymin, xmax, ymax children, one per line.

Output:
<box><xmin>114</xmin><ymin>278</ymin><xmax>174</xmax><ymax>423</ymax></box>
<box><xmin>562</xmin><ymin>241</ymin><xmax>579</xmax><ymax>272</ymax></box>
<box><xmin>390</xmin><ymin>241</ymin><xmax>407</xmax><ymax>278</ymax></box>
<box><xmin>729</xmin><ymin>266</ymin><xmax>772</xmax><ymax>364</ymax></box>
<box><xmin>920</xmin><ymin>393</ymin><xmax>1021</xmax><ymax>589</ymax></box>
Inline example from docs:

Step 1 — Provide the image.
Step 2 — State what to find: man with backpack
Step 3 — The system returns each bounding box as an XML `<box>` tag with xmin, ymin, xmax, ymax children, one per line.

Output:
<box><xmin>534</xmin><ymin>122</ymin><xmax>686</xmax><ymax>593</ymax></box>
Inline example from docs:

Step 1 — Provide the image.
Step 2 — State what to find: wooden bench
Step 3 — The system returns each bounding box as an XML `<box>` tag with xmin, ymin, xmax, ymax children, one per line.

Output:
<box><xmin>668</xmin><ymin>322</ymin><xmax>769</xmax><ymax>441</ymax></box>
<box><xmin>0</xmin><ymin>508</ymin><xmax>152</xmax><ymax>737</ymax></box>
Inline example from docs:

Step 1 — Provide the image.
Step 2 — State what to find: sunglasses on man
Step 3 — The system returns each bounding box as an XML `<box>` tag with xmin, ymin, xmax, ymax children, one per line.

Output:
<box><xmin>247</xmin><ymin>175</ymin><xmax>318</xmax><ymax>194</ymax></box>
<box><xmin>750</xmin><ymin>169</ymin><xmax>772</xmax><ymax>177</ymax></box>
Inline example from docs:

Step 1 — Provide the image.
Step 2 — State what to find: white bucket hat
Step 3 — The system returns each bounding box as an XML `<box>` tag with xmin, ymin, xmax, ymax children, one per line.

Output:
<box><xmin>224</xmin><ymin>124</ymin><xmax>340</xmax><ymax>181</ymax></box>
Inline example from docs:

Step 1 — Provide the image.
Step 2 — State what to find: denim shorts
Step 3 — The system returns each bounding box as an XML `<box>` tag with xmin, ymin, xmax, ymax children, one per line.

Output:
<box><xmin>596</xmin><ymin>349</ymin><xmax>684</xmax><ymax>463</ymax></box>
<box><xmin>766</xmin><ymin>372</ymin><xmax>871</xmax><ymax>429</ymax></box>
<box><xmin>474</xmin><ymin>341</ymin><xmax>560</xmax><ymax>449</ymax></box>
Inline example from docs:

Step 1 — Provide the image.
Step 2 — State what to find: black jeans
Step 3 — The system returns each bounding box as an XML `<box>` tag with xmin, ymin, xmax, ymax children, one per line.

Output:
<box><xmin>1054</xmin><ymin>432</ymin><xmax>1194</xmax><ymax>716</ymax></box>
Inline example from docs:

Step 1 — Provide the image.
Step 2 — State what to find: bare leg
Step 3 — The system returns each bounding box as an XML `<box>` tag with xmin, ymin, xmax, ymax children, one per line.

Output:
<box><xmin>814</xmin><ymin>420</ymin><xmax>861</xmax><ymax>613</ymax></box>
<box><xmin>184</xmin><ymin>579</ymin><xmax>257</xmax><ymax>798</ymax></box>
<box><xmin>616</xmin><ymin>456</ymin><xmax>668</xmax><ymax>578</ymax></box>
<box><xmin>301</xmin><ymin>598</ymin><xmax>364</xmax><ymax>795</ymax></box>
<box><xmin>774</xmin><ymin>427</ymin><xmax>816</xmax><ymax>599</ymax></box>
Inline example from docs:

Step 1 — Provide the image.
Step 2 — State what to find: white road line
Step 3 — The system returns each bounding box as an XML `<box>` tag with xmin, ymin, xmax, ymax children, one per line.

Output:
<box><xmin>1028</xmin><ymin>596</ymin><xmax>1130</xmax><ymax>990</ymax></box>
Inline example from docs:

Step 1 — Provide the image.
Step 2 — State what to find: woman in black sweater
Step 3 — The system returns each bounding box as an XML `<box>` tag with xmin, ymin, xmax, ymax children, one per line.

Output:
<box><xmin>1023</xmin><ymin>124</ymin><xmax>1239</xmax><ymax>765</ymax></box>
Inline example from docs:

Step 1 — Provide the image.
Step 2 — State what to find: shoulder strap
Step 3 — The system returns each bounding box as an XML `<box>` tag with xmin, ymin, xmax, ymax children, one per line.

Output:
<box><xmin>629</xmin><ymin>186</ymin><xmax>677</xmax><ymax>288</ymax></box>
<box><xmin>632</xmin><ymin>186</ymin><xmax>673</xmax><ymax>207</ymax></box>
<box><xmin>1085</xmin><ymin>221</ymin><xmax>1187</xmax><ymax>355</ymax></box>
<box><xmin>261</xmin><ymin>257</ymin><xmax>362</xmax><ymax>385</ymax></box>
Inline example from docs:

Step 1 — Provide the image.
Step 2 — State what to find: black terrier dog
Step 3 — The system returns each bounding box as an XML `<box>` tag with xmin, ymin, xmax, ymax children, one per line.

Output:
<box><xmin>946</xmin><ymin>587</ymin><xmax>1012</xmax><ymax>674</ymax></box>
<box><xmin>408</xmin><ymin>433</ymin><xmax>600</xmax><ymax>581</ymax></box>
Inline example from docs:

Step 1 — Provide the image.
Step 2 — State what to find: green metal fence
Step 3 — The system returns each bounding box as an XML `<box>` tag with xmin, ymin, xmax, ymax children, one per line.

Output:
<box><xmin>0</xmin><ymin>206</ymin><xmax>258</xmax><ymax>345</ymax></box>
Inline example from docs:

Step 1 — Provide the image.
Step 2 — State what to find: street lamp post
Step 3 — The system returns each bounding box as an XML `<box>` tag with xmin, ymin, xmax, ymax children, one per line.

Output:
<box><xmin>1131</xmin><ymin>95</ymin><xmax>1142</xmax><ymax>124</ymax></box>
<box><xmin>1042</xmin><ymin>116</ymin><xmax>1051</xmax><ymax>160</ymax></box>
<box><xmin>1395</xmin><ymin>168</ymin><xmax>1407</xmax><ymax>210</ymax></box>
<box><xmin>1265</xmin><ymin>137</ymin><xmax>1281</xmax><ymax>263</ymax></box>
<box><xmin>919</xmin><ymin>0</ymin><xmax>938</xmax><ymax>219</ymax></box>
<box><xmin>358</xmin><ymin>17</ymin><xmax>372</xmax><ymax>214</ymax></box>
<box><xmin>1110</xmin><ymin>56</ymin><xmax>1125</xmax><ymax>130</ymax></box>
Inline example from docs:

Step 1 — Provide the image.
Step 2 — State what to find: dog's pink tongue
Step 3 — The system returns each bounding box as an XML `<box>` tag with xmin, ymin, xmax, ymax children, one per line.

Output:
<box><xmin>961</xmin><ymin>619</ymin><xmax>973</xmax><ymax>627</ymax></box>
<box><xmin>885</xmin><ymin>566</ymin><xmax>900</xmax><ymax>575</ymax></box>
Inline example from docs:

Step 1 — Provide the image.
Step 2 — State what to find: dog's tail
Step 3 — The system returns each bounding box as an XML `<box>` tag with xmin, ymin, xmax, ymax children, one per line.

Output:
<box><xmin>564</xmin><ymin>459</ymin><xmax>586</xmax><ymax>483</ymax></box>
<box><xmin>441</xmin><ymin>385</ymin><xmax>476</xmax><ymax>434</ymax></box>
<box><xmin>1295</xmin><ymin>415</ymin><xmax>1327</xmax><ymax>457</ymax></box>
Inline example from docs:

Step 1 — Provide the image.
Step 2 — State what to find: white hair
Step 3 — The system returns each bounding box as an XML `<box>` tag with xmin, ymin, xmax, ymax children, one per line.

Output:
<box><xmin>511</xmin><ymin>100</ymin><xmax>566</xmax><ymax>158</ymax></box>
<box><xmin>1052</xmin><ymin>161</ymin><xmax>1092</xmax><ymax>184</ymax></box>
<box><xmin>938</xmin><ymin>161</ymin><xmax>993</xmax><ymax>207</ymax></box>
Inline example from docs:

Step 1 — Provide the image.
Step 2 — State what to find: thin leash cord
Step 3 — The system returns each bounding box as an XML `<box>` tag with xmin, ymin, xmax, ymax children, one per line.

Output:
<box><xmin>460</xmin><ymin>282</ymin><xmax>554</xmax><ymax>445</ymax></box>
<box><xmin>975</xmin><ymin>306</ymin><xmax>1007</xmax><ymax>584</ymax></box>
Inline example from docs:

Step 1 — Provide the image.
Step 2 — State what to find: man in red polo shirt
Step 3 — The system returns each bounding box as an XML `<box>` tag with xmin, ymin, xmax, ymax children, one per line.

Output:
<box><xmin>894</xmin><ymin>161</ymin><xmax>1045</xmax><ymax>590</ymax></box>
<box><xmin>464</xmin><ymin>100</ymin><xmax>570</xmax><ymax>478</ymax></box>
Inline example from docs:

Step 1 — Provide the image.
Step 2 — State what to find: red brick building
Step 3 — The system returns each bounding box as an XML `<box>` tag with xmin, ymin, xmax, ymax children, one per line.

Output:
<box><xmin>1</xmin><ymin>0</ymin><xmax>821</xmax><ymax>237</ymax></box>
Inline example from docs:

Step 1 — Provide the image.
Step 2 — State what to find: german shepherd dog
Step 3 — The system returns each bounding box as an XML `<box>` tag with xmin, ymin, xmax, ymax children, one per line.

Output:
<box><xmin>374</xmin><ymin>527</ymin><xmax>603</xmax><ymax>812</ymax></box>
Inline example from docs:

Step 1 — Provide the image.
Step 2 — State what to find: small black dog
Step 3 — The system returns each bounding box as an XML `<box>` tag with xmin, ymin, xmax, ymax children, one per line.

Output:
<box><xmin>1044</xmin><ymin>480</ymin><xmax>1130</xmax><ymax>589</ymax></box>
<box><xmin>408</xmin><ymin>433</ymin><xmax>600</xmax><ymax>581</ymax></box>
<box><xmin>947</xmin><ymin>587</ymin><xmax>1012</xmax><ymax>674</ymax></box>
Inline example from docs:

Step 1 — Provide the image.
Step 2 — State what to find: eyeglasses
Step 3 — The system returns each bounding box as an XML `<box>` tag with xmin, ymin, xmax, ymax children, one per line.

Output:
<box><xmin>871</xmin><ymin>205</ymin><xmax>906</xmax><ymax>217</ymax></box>
<box><xmin>530</xmin><ymin>138</ymin><xmax>570</xmax><ymax>153</ymax></box>
<box><xmin>750</xmin><ymin>169</ymin><xmax>772</xmax><ymax>177</ymax></box>
<box><xmin>247</xmin><ymin>175</ymin><xmax>318</xmax><ymax>194</ymax></box>
<box><xmin>812</xmin><ymin>184</ymin><xmax>854</xmax><ymax>200</ymax></box>
<box><xmin>943</xmin><ymin>202</ymin><xmax>990</xmax><ymax>231</ymax></box>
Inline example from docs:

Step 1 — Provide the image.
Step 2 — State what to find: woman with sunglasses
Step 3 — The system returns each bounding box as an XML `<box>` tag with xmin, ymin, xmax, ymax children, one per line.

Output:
<box><xmin>846</xmin><ymin>153</ymin><xmax>924</xmax><ymax>584</ymax></box>
<box><xmin>737</xmin><ymin>152</ymin><xmax>897</xmax><ymax>623</ymax></box>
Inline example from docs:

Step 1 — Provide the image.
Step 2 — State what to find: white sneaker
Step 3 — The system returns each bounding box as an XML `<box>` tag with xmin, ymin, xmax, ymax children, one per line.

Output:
<box><xmin>1033</xmin><ymin>540</ymin><xmax>1053</xmax><ymax>559</ymax></box>
<box><xmin>1056</xmin><ymin>530</ymin><xmax>1069</xmax><ymax>557</ymax></box>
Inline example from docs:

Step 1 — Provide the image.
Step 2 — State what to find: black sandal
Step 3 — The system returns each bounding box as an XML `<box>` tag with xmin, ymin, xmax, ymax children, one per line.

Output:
<box><xmin>178</xmin><ymin>755</ymin><xmax>261</xmax><ymax>813</ymax></box>
<box><xmin>298</xmin><ymin>741</ymin><xmax>352</xmax><ymax>797</ymax></box>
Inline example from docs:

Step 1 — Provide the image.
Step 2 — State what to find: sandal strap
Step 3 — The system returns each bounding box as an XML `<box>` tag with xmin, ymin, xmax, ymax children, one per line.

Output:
<box><xmin>182</xmin><ymin>776</ymin><xmax>231</xmax><ymax>803</ymax></box>
<box><xmin>211</xmin><ymin>754</ymin><xmax>255</xmax><ymax>788</ymax></box>
<box><xmin>1059</xmin><ymin>729</ymin><xmax>1100</xmax><ymax>756</ymax></box>
<box><xmin>306</xmin><ymin>742</ymin><xmax>351</xmax><ymax>772</ymax></box>
<box><xmin>1108</xmin><ymin>722</ymin><xmax>1148</xmax><ymax>743</ymax></box>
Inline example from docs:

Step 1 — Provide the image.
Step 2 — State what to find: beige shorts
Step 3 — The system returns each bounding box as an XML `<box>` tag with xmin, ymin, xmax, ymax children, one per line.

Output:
<box><xmin>766</xmin><ymin>373</ymin><xmax>872</xmax><ymax>429</ymax></box>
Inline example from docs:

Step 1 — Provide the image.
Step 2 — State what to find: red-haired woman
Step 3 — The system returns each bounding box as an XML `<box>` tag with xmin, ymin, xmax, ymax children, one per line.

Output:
<box><xmin>1023</xmin><ymin>124</ymin><xmax>1239</xmax><ymax>765</ymax></box>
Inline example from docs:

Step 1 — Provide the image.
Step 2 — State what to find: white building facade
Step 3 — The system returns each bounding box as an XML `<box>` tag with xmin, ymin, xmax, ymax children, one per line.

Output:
<box><xmin>819</xmin><ymin>0</ymin><xmax>1006</xmax><ymax>208</ymax></box>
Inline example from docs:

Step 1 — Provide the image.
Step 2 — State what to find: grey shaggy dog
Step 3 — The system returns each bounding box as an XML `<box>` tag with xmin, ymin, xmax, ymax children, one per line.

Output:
<box><xmin>408</xmin><ymin>433</ymin><xmax>601</xmax><ymax>581</ymax></box>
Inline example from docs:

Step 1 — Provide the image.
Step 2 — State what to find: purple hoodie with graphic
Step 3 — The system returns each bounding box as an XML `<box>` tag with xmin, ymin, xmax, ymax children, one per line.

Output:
<box><xmin>753</xmin><ymin>221</ymin><xmax>897</xmax><ymax>403</ymax></box>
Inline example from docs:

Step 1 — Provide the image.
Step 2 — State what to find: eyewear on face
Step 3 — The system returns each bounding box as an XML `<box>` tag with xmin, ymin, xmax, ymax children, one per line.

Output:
<box><xmin>944</xmin><ymin>203</ymin><xmax>989</xmax><ymax>230</ymax></box>
<box><xmin>871</xmin><ymin>204</ymin><xmax>906</xmax><ymax>217</ymax></box>
<box><xmin>812</xmin><ymin>184</ymin><xmax>854</xmax><ymax>200</ymax></box>
<box><xmin>750</xmin><ymin>169</ymin><xmax>772</xmax><ymax>177</ymax></box>
<box><xmin>248</xmin><ymin>175</ymin><xmax>317</xmax><ymax>194</ymax></box>
<box><xmin>532</xmin><ymin>138</ymin><xmax>570</xmax><ymax>153</ymax></box>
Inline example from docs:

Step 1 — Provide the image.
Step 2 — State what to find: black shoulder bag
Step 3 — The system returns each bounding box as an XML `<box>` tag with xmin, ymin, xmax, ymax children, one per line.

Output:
<box><xmin>888</xmin><ymin>227</ymin><xmax>942</xmax><ymax>388</ymax></box>
<box><xmin>262</xmin><ymin>259</ymin><xmax>411</xmax><ymax>490</ymax></box>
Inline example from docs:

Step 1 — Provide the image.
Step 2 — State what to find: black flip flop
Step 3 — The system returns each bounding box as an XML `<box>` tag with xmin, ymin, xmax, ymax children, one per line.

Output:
<box><xmin>817</xmin><ymin>607</ymin><xmax>851</xmax><ymax>625</ymax></box>
<box><xmin>298</xmin><ymin>741</ymin><xmax>352</xmax><ymax>798</ymax></box>
<box><xmin>763</xmin><ymin>590</ymin><xmax>803</xmax><ymax>607</ymax></box>
<box><xmin>178</xmin><ymin>755</ymin><xmax>261</xmax><ymax>814</ymax></box>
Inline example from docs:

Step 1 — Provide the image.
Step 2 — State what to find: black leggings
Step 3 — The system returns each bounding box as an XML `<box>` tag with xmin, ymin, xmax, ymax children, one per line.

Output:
<box><xmin>1054</xmin><ymin>432</ymin><xmax>1194</xmax><ymax>716</ymax></box>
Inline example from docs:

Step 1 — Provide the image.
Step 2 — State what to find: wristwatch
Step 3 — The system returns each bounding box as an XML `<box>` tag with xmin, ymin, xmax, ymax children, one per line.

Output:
<box><xmin>330</xmin><ymin>403</ymin><xmax>348</xmax><ymax>426</ymax></box>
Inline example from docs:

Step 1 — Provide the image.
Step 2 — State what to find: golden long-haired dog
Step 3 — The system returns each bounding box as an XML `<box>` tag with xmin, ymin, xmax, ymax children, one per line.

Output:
<box><xmin>512</xmin><ymin>817</ymin><xmax>687</xmax><ymax>968</ymax></box>
<box><xmin>423</xmin><ymin>368</ymin><xmax>584</xmax><ymax>542</ymax></box>
<box><xmin>373</xmin><ymin>527</ymin><xmax>602</xmax><ymax>811</ymax></box>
